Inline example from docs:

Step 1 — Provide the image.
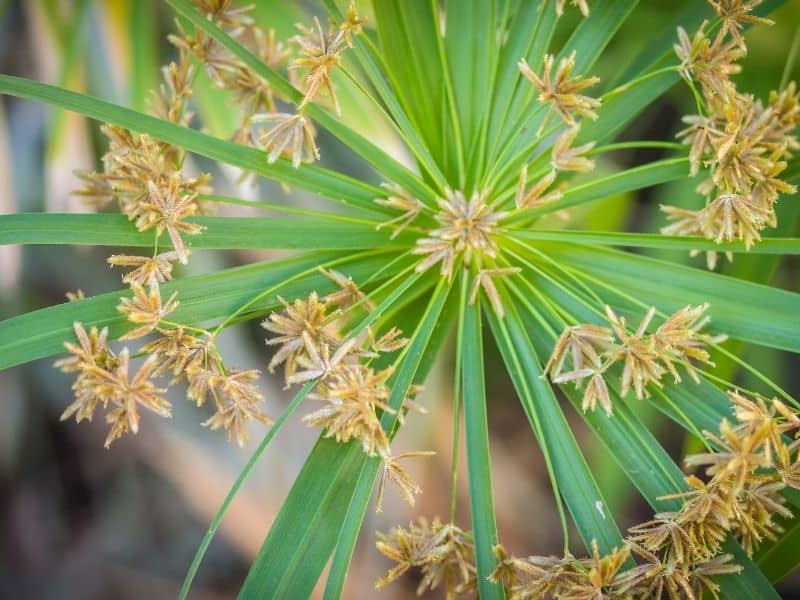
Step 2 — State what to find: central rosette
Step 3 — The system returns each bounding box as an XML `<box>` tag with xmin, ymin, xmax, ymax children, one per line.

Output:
<box><xmin>412</xmin><ymin>189</ymin><xmax>507</xmax><ymax>280</ymax></box>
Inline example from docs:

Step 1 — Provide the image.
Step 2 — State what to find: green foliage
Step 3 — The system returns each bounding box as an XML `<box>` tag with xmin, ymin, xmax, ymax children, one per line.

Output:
<box><xmin>1</xmin><ymin>0</ymin><xmax>799</xmax><ymax>597</ymax></box>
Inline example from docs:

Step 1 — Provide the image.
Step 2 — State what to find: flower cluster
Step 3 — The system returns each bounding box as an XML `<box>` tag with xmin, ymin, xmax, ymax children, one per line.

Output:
<box><xmin>76</xmin><ymin>49</ymin><xmax>210</xmax><ymax>265</ymax></box>
<box><xmin>170</xmin><ymin>1</ymin><xmax>363</xmax><ymax>167</ymax></box>
<box><xmin>663</xmin><ymin>5</ymin><xmax>800</xmax><ymax>268</ymax></box>
<box><xmin>263</xmin><ymin>274</ymin><xmax>433</xmax><ymax>509</ymax></box>
<box><xmin>375</xmin><ymin>517</ymin><xmax>477</xmax><ymax>596</ymax></box>
<box><xmin>257</xmin><ymin>4</ymin><xmax>363</xmax><ymax>165</ymax></box>
<box><xmin>491</xmin><ymin>389</ymin><xmax>800</xmax><ymax>599</ymax></box>
<box><xmin>55</xmin><ymin>323</ymin><xmax>171</xmax><ymax>448</ymax></box>
<box><xmin>58</xmin><ymin>312</ymin><xmax>273</xmax><ymax>447</ymax></box>
<box><xmin>59</xmin><ymin>2</ymin><xmax>284</xmax><ymax>447</ymax></box>
<box><xmin>412</xmin><ymin>189</ymin><xmax>508</xmax><ymax>281</ymax></box>
<box><xmin>544</xmin><ymin>304</ymin><xmax>726</xmax><ymax>415</ymax></box>
<box><xmin>512</xmin><ymin>49</ymin><xmax>599</xmax><ymax>230</ymax></box>
<box><xmin>169</xmin><ymin>0</ymin><xmax>290</xmax><ymax>143</ymax></box>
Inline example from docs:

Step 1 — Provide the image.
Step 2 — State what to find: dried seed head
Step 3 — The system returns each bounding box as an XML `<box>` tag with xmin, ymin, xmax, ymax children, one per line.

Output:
<box><xmin>320</xmin><ymin>267</ymin><xmax>375</xmax><ymax>311</ymax></box>
<box><xmin>545</xmin><ymin>305</ymin><xmax>724</xmax><ymax>413</ymax></box>
<box><xmin>65</xmin><ymin>290</ymin><xmax>86</xmax><ymax>302</ymax></box>
<box><xmin>708</xmin><ymin>0</ymin><xmax>773</xmax><ymax>49</ymax></box>
<box><xmin>135</xmin><ymin>176</ymin><xmax>205</xmax><ymax>264</ymax></box>
<box><xmin>661</xmin><ymin>193</ymin><xmax>772</xmax><ymax>251</ymax></box>
<box><xmin>553</xmin><ymin>0</ymin><xmax>590</xmax><ymax>17</ymax></box>
<box><xmin>375</xmin><ymin>518</ymin><xmax>476</xmax><ymax>596</ymax></box>
<box><xmin>291</xmin><ymin>9</ymin><xmax>358</xmax><ymax>114</ymax></box>
<box><xmin>55</xmin><ymin>322</ymin><xmax>114</xmax><ymax>374</ymax></box>
<box><xmin>468</xmin><ymin>267</ymin><xmax>521</xmax><ymax>317</ymax></box>
<box><xmin>369</xmin><ymin>327</ymin><xmax>409</xmax><ymax>353</ymax></box>
<box><xmin>675</xmin><ymin>22</ymin><xmax>743</xmax><ymax>97</ymax></box>
<box><xmin>302</xmin><ymin>363</ymin><xmax>394</xmax><ymax>456</ymax></box>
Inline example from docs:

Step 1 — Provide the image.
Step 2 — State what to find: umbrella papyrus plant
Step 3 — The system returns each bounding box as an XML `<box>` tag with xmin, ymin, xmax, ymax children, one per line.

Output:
<box><xmin>1</xmin><ymin>0</ymin><xmax>800</xmax><ymax>598</ymax></box>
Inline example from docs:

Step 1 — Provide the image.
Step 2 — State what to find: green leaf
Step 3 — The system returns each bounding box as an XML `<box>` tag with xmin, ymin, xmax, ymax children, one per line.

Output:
<box><xmin>0</xmin><ymin>213</ymin><xmax>414</xmax><ymax>250</ymax></box>
<box><xmin>485</xmin><ymin>0</ymin><xmax>557</xmax><ymax>171</ymax></box>
<box><xmin>507</xmin><ymin>229</ymin><xmax>800</xmax><ymax>254</ymax></box>
<box><xmin>487</xmin><ymin>295</ymin><xmax>625</xmax><ymax>555</ymax></box>
<box><xmin>0</xmin><ymin>74</ymin><xmax>389</xmax><ymax>216</ymax></box>
<box><xmin>128</xmin><ymin>0</ymin><xmax>159</xmax><ymax>112</ymax></box>
<box><xmin>239</xmin><ymin>439</ymin><xmax>366</xmax><ymax>598</ymax></box>
<box><xmin>461</xmin><ymin>293</ymin><xmax>504</xmax><ymax>599</ymax></box>
<box><xmin>445</xmin><ymin>0</ymin><xmax>495</xmax><ymax>154</ymax></box>
<box><xmin>0</xmin><ymin>251</ymin><xmax>410</xmax><ymax>369</ymax></box>
<box><xmin>372</xmin><ymin>0</ymin><xmax>448</xmax><ymax>174</ymax></box>
<box><xmin>321</xmin><ymin>0</ymin><xmax>449</xmax><ymax>190</ymax></box>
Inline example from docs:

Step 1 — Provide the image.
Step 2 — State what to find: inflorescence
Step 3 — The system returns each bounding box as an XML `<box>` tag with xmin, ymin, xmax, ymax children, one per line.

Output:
<box><xmin>662</xmin><ymin>1</ymin><xmax>800</xmax><ymax>269</ymax></box>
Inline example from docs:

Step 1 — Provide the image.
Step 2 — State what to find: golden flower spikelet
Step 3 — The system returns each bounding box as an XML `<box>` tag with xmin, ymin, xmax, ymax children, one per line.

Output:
<box><xmin>57</xmin><ymin>322</ymin><xmax>118</xmax><ymax>424</ymax></box>
<box><xmin>117</xmin><ymin>282</ymin><xmax>179</xmax><ymax>340</ymax></box>
<box><xmin>302</xmin><ymin>362</ymin><xmax>393</xmax><ymax>456</ymax></box>
<box><xmin>605</xmin><ymin>306</ymin><xmax>666</xmax><ymax>400</ymax></box>
<box><xmin>375</xmin><ymin>519</ymin><xmax>444</xmax><ymax>589</ymax></box>
<box><xmin>515</xmin><ymin>164</ymin><xmax>562</xmax><ymax>210</ymax></box>
<box><xmin>149</xmin><ymin>53</ymin><xmax>195</xmax><ymax>126</ymax></box>
<box><xmin>94</xmin><ymin>349</ymin><xmax>171</xmax><ymax>447</ymax></box>
<box><xmin>320</xmin><ymin>266</ymin><xmax>376</xmax><ymax>311</ymax></box>
<box><xmin>551</xmin><ymin>125</ymin><xmax>596</xmax><ymax>173</ymax></box>
<box><xmin>543</xmin><ymin>322</ymin><xmax>615</xmax><ymax>413</ymax></box>
<box><xmin>375</xmin><ymin>518</ymin><xmax>476</xmax><ymax>596</ymax></box>
<box><xmin>135</xmin><ymin>175</ymin><xmax>205</xmax><ymax>264</ymax></box>
<box><xmin>468</xmin><ymin>267</ymin><xmax>521</xmax><ymax>317</ymax></box>
<box><xmin>291</xmin><ymin>11</ymin><xmax>354</xmax><ymax>114</ymax></box>
<box><xmin>253</xmin><ymin>112</ymin><xmax>319</xmax><ymax>168</ymax></box>
<box><xmin>55</xmin><ymin>321</ymin><xmax>115</xmax><ymax>375</ymax></box>
<box><xmin>709</xmin><ymin>0</ymin><xmax>773</xmax><ymax>49</ymax></box>
<box><xmin>375</xmin><ymin>184</ymin><xmax>425</xmax><ymax>239</ymax></box>
<box><xmin>286</xmin><ymin>334</ymin><xmax>357</xmax><ymax>385</ymax></box>
<box><xmin>202</xmin><ymin>368</ymin><xmax>272</xmax><ymax>447</ymax></box>
<box><xmin>675</xmin><ymin>22</ymin><xmax>743</xmax><ymax>97</ymax></box>
<box><xmin>262</xmin><ymin>292</ymin><xmax>340</xmax><ymax>381</ymax></box>
<box><xmin>375</xmin><ymin>451</ymin><xmax>435</xmax><ymax>512</ymax></box>
<box><xmin>651</xmin><ymin>303</ymin><xmax>725</xmax><ymax>384</ymax></box>
<box><xmin>518</xmin><ymin>50</ymin><xmax>600</xmax><ymax>132</ymax></box>
<box><xmin>553</xmin><ymin>0</ymin><xmax>590</xmax><ymax>17</ymax></box>
<box><xmin>107</xmin><ymin>251</ymin><xmax>182</xmax><ymax>286</ymax></box>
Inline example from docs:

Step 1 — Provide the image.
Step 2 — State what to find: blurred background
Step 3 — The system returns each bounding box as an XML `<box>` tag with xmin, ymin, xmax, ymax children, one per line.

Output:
<box><xmin>1</xmin><ymin>1</ymin><xmax>799</xmax><ymax>598</ymax></box>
